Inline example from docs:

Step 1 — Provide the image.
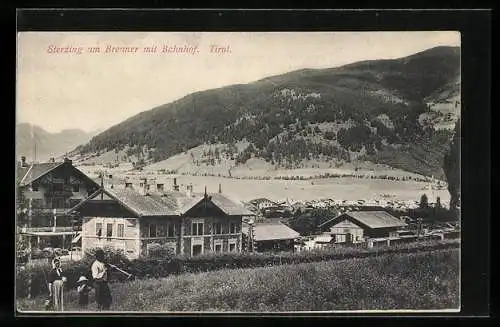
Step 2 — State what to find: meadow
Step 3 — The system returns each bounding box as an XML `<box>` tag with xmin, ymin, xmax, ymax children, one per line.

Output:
<box><xmin>130</xmin><ymin>175</ymin><xmax>449</xmax><ymax>204</ymax></box>
<box><xmin>17</xmin><ymin>248</ymin><xmax>459</xmax><ymax>312</ymax></box>
<box><xmin>78</xmin><ymin>165</ymin><xmax>450</xmax><ymax>204</ymax></box>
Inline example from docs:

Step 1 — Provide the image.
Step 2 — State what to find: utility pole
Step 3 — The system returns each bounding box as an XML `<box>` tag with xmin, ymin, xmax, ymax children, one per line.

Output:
<box><xmin>417</xmin><ymin>217</ymin><xmax>423</xmax><ymax>237</ymax></box>
<box><xmin>27</xmin><ymin>169</ymin><xmax>33</xmax><ymax>264</ymax></box>
<box><xmin>100</xmin><ymin>171</ymin><xmax>104</xmax><ymax>200</ymax></box>
<box><xmin>248</xmin><ymin>219</ymin><xmax>255</xmax><ymax>253</ymax></box>
<box><xmin>69</xmin><ymin>211</ymin><xmax>79</xmax><ymax>261</ymax></box>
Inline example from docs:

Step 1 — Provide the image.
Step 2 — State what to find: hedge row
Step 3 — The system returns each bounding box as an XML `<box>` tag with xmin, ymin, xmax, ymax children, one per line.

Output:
<box><xmin>16</xmin><ymin>238</ymin><xmax>459</xmax><ymax>299</ymax></box>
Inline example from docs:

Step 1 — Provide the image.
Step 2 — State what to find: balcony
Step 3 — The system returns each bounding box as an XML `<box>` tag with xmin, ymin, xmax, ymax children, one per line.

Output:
<box><xmin>20</xmin><ymin>226</ymin><xmax>78</xmax><ymax>234</ymax></box>
<box><xmin>38</xmin><ymin>208</ymin><xmax>70</xmax><ymax>215</ymax></box>
<box><xmin>44</xmin><ymin>190</ymin><xmax>73</xmax><ymax>198</ymax></box>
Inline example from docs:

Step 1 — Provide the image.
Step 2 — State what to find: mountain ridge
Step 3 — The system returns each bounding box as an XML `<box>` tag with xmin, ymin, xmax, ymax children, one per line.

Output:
<box><xmin>16</xmin><ymin>123</ymin><xmax>98</xmax><ymax>162</ymax></box>
<box><xmin>73</xmin><ymin>46</ymin><xmax>460</xmax><ymax>179</ymax></box>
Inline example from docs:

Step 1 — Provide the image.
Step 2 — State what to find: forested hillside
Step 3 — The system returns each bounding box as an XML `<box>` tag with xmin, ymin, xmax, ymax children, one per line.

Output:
<box><xmin>76</xmin><ymin>46</ymin><xmax>460</xmax><ymax>178</ymax></box>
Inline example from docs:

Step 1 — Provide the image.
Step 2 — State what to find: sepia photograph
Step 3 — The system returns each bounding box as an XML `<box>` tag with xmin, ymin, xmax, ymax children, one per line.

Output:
<box><xmin>16</xmin><ymin>30</ymin><xmax>461</xmax><ymax>313</ymax></box>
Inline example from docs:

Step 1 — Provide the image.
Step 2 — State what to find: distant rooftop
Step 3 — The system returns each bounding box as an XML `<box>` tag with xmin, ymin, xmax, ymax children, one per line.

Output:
<box><xmin>319</xmin><ymin>210</ymin><xmax>407</xmax><ymax>230</ymax></box>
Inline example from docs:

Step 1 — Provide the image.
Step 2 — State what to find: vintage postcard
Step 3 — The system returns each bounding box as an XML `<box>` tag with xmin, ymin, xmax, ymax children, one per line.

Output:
<box><xmin>16</xmin><ymin>31</ymin><xmax>461</xmax><ymax>314</ymax></box>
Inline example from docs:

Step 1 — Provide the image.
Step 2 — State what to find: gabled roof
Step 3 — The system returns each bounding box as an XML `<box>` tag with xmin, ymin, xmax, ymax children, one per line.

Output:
<box><xmin>69</xmin><ymin>187</ymin><xmax>255</xmax><ymax>218</ymax></box>
<box><xmin>319</xmin><ymin>211</ymin><xmax>407</xmax><ymax>230</ymax></box>
<box><xmin>106</xmin><ymin>188</ymin><xmax>178</xmax><ymax>216</ymax></box>
<box><xmin>18</xmin><ymin>162</ymin><xmax>64</xmax><ymax>186</ymax></box>
<box><xmin>17</xmin><ymin>160</ymin><xmax>100</xmax><ymax>188</ymax></box>
<box><xmin>211</xmin><ymin>194</ymin><xmax>255</xmax><ymax>216</ymax></box>
<box><xmin>243</xmin><ymin>222</ymin><xmax>300</xmax><ymax>241</ymax></box>
<box><xmin>250</xmin><ymin>198</ymin><xmax>276</xmax><ymax>205</ymax></box>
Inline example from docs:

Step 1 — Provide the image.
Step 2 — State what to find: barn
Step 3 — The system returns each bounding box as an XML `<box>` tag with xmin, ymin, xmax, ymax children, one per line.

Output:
<box><xmin>318</xmin><ymin>211</ymin><xmax>407</xmax><ymax>244</ymax></box>
<box><xmin>242</xmin><ymin>221</ymin><xmax>300</xmax><ymax>252</ymax></box>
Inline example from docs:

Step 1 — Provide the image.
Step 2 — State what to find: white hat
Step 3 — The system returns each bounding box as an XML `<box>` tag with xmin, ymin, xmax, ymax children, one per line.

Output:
<box><xmin>77</xmin><ymin>276</ymin><xmax>88</xmax><ymax>282</ymax></box>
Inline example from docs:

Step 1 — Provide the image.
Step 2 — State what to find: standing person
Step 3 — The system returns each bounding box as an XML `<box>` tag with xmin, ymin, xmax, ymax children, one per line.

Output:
<box><xmin>47</xmin><ymin>257</ymin><xmax>67</xmax><ymax>311</ymax></box>
<box><xmin>76</xmin><ymin>276</ymin><xmax>91</xmax><ymax>309</ymax></box>
<box><xmin>91</xmin><ymin>249</ymin><xmax>112</xmax><ymax>310</ymax></box>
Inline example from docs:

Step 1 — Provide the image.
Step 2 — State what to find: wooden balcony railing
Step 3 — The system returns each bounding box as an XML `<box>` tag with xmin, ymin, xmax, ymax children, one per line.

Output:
<box><xmin>19</xmin><ymin>226</ymin><xmax>79</xmax><ymax>233</ymax></box>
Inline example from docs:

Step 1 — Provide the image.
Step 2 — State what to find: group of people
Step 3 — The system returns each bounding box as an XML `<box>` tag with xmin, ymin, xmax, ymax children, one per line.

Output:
<box><xmin>45</xmin><ymin>249</ymin><xmax>112</xmax><ymax>311</ymax></box>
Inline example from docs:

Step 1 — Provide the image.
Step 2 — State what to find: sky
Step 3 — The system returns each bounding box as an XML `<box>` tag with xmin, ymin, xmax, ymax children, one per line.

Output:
<box><xmin>17</xmin><ymin>31</ymin><xmax>460</xmax><ymax>134</ymax></box>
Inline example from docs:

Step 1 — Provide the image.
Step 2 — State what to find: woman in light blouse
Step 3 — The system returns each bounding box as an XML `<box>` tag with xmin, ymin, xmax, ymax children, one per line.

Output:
<box><xmin>47</xmin><ymin>257</ymin><xmax>67</xmax><ymax>311</ymax></box>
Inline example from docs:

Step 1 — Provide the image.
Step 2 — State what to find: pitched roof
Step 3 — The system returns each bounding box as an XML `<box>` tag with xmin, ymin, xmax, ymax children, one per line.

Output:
<box><xmin>243</xmin><ymin>222</ymin><xmax>300</xmax><ymax>241</ymax></box>
<box><xmin>250</xmin><ymin>198</ymin><xmax>276</xmax><ymax>205</ymax></box>
<box><xmin>319</xmin><ymin>211</ymin><xmax>407</xmax><ymax>230</ymax></box>
<box><xmin>105</xmin><ymin>188</ymin><xmax>178</xmax><ymax>216</ymax></box>
<box><xmin>16</xmin><ymin>165</ymin><xmax>30</xmax><ymax>184</ymax></box>
<box><xmin>19</xmin><ymin>162</ymin><xmax>63</xmax><ymax>185</ymax></box>
<box><xmin>210</xmin><ymin>194</ymin><xmax>255</xmax><ymax>216</ymax></box>
<box><xmin>70</xmin><ymin>187</ymin><xmax>255</xmax><ymax>218</ymax></box>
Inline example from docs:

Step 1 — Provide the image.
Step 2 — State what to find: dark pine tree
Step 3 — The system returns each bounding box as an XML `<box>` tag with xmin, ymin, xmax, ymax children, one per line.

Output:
<box><xmin>443</xmin><ymin>119</ymin><xmax>460</xmax><ymax>219</ymax></box>
<box><xmin>419</xmin><ymin>193</ymin><xmax>429</xmax><ymax>208</ymax></box>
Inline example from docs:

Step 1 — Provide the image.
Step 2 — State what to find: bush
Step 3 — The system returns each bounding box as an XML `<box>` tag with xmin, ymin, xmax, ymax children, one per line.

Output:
<box><xmin>82</xmin><ymin>246</ymin><xmax>130</xmax><ymax>267</ymax></box>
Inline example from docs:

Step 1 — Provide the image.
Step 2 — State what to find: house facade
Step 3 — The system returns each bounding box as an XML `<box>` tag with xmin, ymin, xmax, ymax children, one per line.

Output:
<box><xmin>16</xmin><ymin>156</ymin><xmax>100</xmax><ymax>249</ymax></box>
<box><xmin>318</xmin><ymin>211</ymin><xmax>407</xmax><ymax>244</ymax></box>
<box><xmin>71</xmin><ymin>183</ymin><xmax>255</xmax><ymax>259</ymax></box>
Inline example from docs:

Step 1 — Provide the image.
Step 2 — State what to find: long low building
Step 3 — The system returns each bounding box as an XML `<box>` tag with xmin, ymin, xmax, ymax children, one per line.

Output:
<box><xmin>242</xmin><ymin>221</ymin><xmax>300</xmax><ymax>252</ymax></box>
<box><xmin>318</xmin><ymin>210</ymin><xmax>407</xmax><ymax>244</ymax></box>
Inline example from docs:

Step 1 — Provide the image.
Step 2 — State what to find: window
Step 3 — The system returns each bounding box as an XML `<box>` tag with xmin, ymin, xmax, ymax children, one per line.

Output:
<box><xmin>52</xmin><ymin>198</ymin><xmax>66</xmax><ymax>209</ymax></box>
<box><xmin>31</xmin><ymin>184</ymin><xmax>39</xmax><ymax>192</ymax></box>
<box><xmin>192</xmin><ymin>244</ymin><xmax>203</xmax><ymax>256</ymax></box>
<box><xmin>343</xmin><ymin>228</ymin><xmax>350</xmax><ymax>233</ymax></box>
<box><xmin>167</xmin><ymin>223</ymin><xmax>175</xmax><ymax>238</ymax></box>
<box><xmin>192</xmin><ymin>222</ymin><xmax>204</xmax><ymax>236</ymax></box>
<box><xmin>229</xmin><ymin>243</ymin><xmax>236</xmax><ymax>252</ymax></box>
<box><xmin>117</xmin><ymin>224</ymin><xmax>124</xmax><ymax>238</ymax></box>
<box><xmin>106</xmin><ymin>223</ymin><xmax>113</xmax><ymax>238</ymax></box>
<box><xmin>53</xmin><ymin>183</ymin><xmax>63</xmax><ymax>192</ymax></box>
<box><xmin>149</xmin><ymin>223</ymin><xmax>157</xmax><ymax>237</ymax></box>
<box><xmin>96</xmin><ymin>223</ymin><xmax>102</xmax><ymax>237</ymax></box>
<box><xmin>230</xmin><ymin>223</ymin><xmax>237</xmax><ymax>234</ymax></box>
<box><xmin>72</xmin><ymin>184</ymin><xmax>80</xmax><ymax>192</ymax></box>
<box><xmin>214</xmin><ymin>223</ymin><xmax>222</xmax><ymax>235</ymax></box>
<box><xmin>31</xmin><ymin>199</ymin><xmax>43</xmax><ymax>208</ymax></box>
<box><xmin>215</xmin><ymin>244</ymin><xmax>222</xmax><ymax>253</ymax></box>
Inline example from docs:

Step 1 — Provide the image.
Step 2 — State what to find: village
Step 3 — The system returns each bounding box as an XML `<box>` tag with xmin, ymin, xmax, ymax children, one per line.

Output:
<box><xmin>16</xmin><ymin>156</ymin><xmax>460</xmax><ymax>264</ymax></box>
<box><xmin>15</xmin><ymin>30</ymin><xmax>467</xmax><ymax>312</ymax></box>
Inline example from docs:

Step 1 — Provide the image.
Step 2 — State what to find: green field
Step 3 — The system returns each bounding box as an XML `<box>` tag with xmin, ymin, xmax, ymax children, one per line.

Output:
<box><xmin>18</xmin><ymin>248</ymin><xmax>459</xmax><ymax>312</ymax></box>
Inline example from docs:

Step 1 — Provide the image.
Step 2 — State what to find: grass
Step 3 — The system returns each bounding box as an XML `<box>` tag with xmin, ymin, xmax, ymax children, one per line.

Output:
<box><xmin>17</xmin><ymin>248</ymin><xmax>459</xmax><ymax>312</ymax></box>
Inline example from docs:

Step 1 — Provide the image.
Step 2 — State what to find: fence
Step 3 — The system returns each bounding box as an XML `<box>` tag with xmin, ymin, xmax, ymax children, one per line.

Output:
<box><xmin>20</xmin><ymin>226</ymin><xmax>74</xmax><ymax>233</ymax></box>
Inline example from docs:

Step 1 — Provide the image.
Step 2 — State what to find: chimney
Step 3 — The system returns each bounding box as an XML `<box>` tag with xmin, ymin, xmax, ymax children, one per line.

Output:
<box><xmin>218</xmin><ymin>183</ymin><xmax>222</xmax><ymax>194</ymax></box>
<box><xmin>186</xmin><ymin>184</ymin><xmax>193</xmax><ymax>198</ymax></box>
<box><xmin>173</xmin><ymin>178</ymin><xmax>179</xmax><ymax>192</ymax></box>
<box><xmin>49</xmin><ymin>157</ymin><xmax>55</xmax><ymax>163</ymax></box>
<box><xmin>140</xmin><ymin>178</ymin><xmax>149</xmax><ymax>195</ymax></box>
<box><xmin>20</xmin><ymin>156</ymin><xmax>27</xmax><ymax>167</ymax></box>
<box><xmin>64</xmin><ymin>157</ymin><xmax>72</xmax><ymax>165</ymax></box>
